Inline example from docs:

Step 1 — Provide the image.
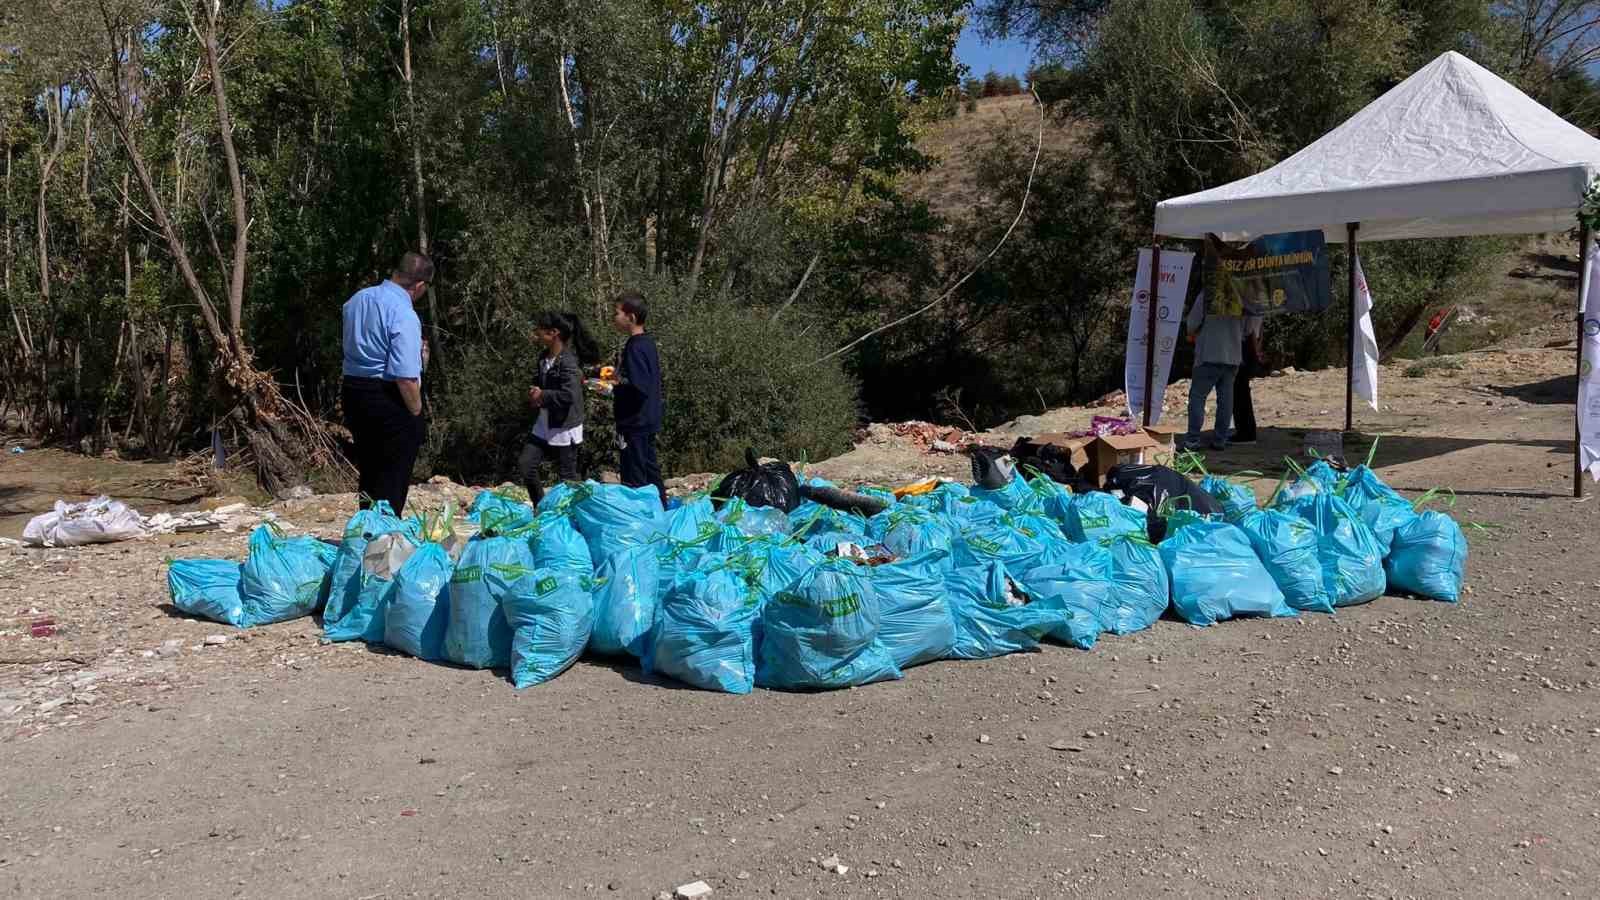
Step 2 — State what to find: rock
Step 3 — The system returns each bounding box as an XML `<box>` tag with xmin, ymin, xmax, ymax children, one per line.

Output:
<box><xmin>819</xmin><ymin>854</ymin><xmax>848</xmax><ymax>875</ymax></box>
<box><xmin>977</xmin><ymin>734</ymin><xmax>991</xmax><ymax>744</ymax></box>
<box><xmin>735</xmin><ymin>871</ymin><xmax>750</xmax><ymax>880</ymax></box>
<box><xmin>1328</xmin><ymin>766</ymin><xmax>1344</xmax><ymax>776</ymax></box>
<box><xmin>674</xmin><ymin>881</ymin><xmax>713</xmax><ymax>900</ymax></box>
<box><xmin>930</xmin><ymin>440</ymin><xmax>957</xmax><ymax>454</ymax></box>
<box><xmin>282</xmin><ymin>485</ymin><xmax>315</xmax><ymax>501</ymax></box>
<box><xmin>156</xmin><ymin>639</ymin><xmax>183</xmax><ymax>658</ymax></box>
<box><xmin>866</xmin><ymin>424</ymin><xmax>894</xmax><ymax>444</ymax></box>
<box><xmin>1049</xmin><ymin>741</ymin><xmax>1085</xmax><ymax>752</ymax></box>
<box><xmin>655</xmin><ymin>892</ymin><xmax>674</xmax><ymax>900</ymax></box>
<box><xmin>37</xmin><ymin>697</ymin><xmax>70</xmax><ymax>713</ymax></box>
<box><xmin>204</xmin><ymin>634</ymin><xmax>228</xmax><ymax>646</ymax></box>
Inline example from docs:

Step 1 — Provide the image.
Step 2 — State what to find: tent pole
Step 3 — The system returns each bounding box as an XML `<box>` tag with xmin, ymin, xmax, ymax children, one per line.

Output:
<box><xmin>1577</xmin><ymin>224</ymin><xmax>1589</xmax><ymax>500</ymax></box>
<box><xmin>1143</xmin><ymin>238</ymin><xmax>1163</xmax><ymax>427</ymax></box>
<box><xmin>1344</xmin><ymin>222</ymin><xmax>1360</xmax><ymax>436</ymax></box>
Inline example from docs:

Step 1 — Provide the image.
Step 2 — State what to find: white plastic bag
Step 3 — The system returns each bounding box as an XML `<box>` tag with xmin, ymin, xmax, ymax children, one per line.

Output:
<box><xmin>22</xmin><ymin>496</ymin><xmax>146</xmax><ymax>547</ymax></box>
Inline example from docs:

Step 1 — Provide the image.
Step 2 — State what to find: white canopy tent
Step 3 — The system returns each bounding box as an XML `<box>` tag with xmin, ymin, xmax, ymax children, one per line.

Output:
<box><xmin>1148</xmin><ymin>50</ymin><xmax>1600</xmax><ymax>497</ymax></box>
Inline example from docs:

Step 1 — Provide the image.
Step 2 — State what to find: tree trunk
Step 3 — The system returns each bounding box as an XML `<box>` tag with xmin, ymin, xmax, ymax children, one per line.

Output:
<box><xmin>193</xmin><ymin>1</ymin><xmax>250</xmax><ymax>356</ymax></box>
<box><xmin>400</xmin><ymin>0</ymin><xmax>443</xmax><ymax>383</ymax></box>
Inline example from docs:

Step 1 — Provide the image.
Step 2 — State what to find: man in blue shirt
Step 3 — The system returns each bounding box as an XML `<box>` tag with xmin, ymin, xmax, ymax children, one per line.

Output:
<box><xmin>341</xmin><ymin>252</ymin><xmax>432</xmax><ymax>514</ymax></box>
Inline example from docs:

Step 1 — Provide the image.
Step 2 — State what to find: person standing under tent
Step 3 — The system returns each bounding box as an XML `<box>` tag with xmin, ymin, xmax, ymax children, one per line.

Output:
<box><xmin>1182</xmin><ymin>292</ymin><xmax>1244</xmax><ymax>452</ymax></box>
<box><xmin>1232</xmin><ymin>314</ymin><xmax>1265</xmax><ymax>444</ymax></box>
<box><xmin>341</xmin><ymin>251</ymin><xmax>433</xmax><ymax>515</ymax></box>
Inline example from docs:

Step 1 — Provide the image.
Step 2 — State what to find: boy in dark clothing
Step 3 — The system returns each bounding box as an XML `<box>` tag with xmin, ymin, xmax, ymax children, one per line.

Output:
<box><xmin>610</xmin><ymin>290</ymin><xmax>666</xmax><ymax>507</ymax></box>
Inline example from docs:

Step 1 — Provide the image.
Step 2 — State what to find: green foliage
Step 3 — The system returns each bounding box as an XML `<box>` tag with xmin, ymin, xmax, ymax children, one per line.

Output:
<box><xmin>1404</xmin><ymin>355</ymin><xmax>1466</xmax><ymax>377</ymax></box>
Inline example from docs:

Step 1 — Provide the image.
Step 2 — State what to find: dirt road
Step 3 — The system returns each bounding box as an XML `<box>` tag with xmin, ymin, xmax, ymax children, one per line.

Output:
<box><xmin>2</xmin><ymin>349</ymin><xmax>1597</xmax><ymax>899</ymax></box>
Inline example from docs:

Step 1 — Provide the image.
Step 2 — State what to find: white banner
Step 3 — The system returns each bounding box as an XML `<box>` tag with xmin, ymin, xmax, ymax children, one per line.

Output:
<box><xmin>1352</xmin><ymin>256</ymin><xmax>1380</xmax><ymax>412</ymax></box>
<box><xmin>1580</xmin><ymin>239</ymin><xmax>1600</xmax><ymax>481</ymax></box>
<box><xmin>1125</xmin><ymin>248</ymin><xmax>1195</xmax><ymax>425</ymax></box>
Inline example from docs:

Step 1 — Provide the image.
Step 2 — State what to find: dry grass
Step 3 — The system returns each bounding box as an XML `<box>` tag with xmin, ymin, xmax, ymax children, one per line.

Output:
<box><xmin>904</xmin><ymin>95</ymin><xmax>1087</xmax><ymax>222</ymax></box>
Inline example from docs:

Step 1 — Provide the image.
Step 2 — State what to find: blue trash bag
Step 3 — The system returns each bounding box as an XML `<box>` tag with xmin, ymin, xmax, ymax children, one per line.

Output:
<box><xmin>383</xmin><ymin>541</ymin><xmax>454</xmax><ymax>661</ymax></box>
<box><xmin>1158</xmin><ymin>513</ymin><xmax>1295</xmax><ymax>625</ymax></box>
<box><xmin>715</xmin><ymin>498</ymin><xmax>792</xmax><ymax>539</ymax></box>
<box><xmin>804</xmin><ymin>530</ymin><xmax>871</xmax><ymax>556</ymax></box>
<box><xmin>868</xmin><ymin>506</ymin><xmax>959</xmax><ymax>563</ymax></box>
<box><xmin>869</xmin><ymin>550</ymin><xmax>957</xmax><ymax>668</ymax></box>
<box><xmin>468</xmin><ymin>490</ymin><xmax>535</xmax><ymax>529</ymax></box>
<box><xmin>738</xmin><ymin>539</ymin><xmax>822</xmax><ymax>606</ymax></box>
<box><xmin>536</xmin><ymin>481</ymin><xmax>579</xmax><ymax>515</ymax></box>
<box><xmin>903</xmin><ymin>481</ymin><xmax>971</xmax><ymax>513</ymax></box>
<box><xmin>952</xmin><ymin>514</ymin><xmax>1051</xmax><ymax>573</ymax></box>
<box><xmin>856</xmin><ymin>486</ymin><xmax>897</xmax><ymax>509</ymax></box>
<box><xmin>660</xmin><ymin>495</ymin><xmax>718</xmax><ymax>543</ymax></box>
<box><xmin>1283</xmin><ymin>492</ymin><xmax>1387</xmax><ymax>607</ymax></box>
<box><xmin>945</xmin><ymin>562</ymin><xmax>1076</xmax><ymax>659</ymax></box>
<box><xmin>1303</xmin><ymin>460</ymin><xmax>1343</xmax><ymax>491</ymax></box>
<box><xmin>167</xmin><ymin>558</ymin><xmax>246</xmax><ymax>627</ymax></box>
<box><xmin>1234</xmin><ymin>509</ymin><xmax>1334</xmax><ymax>613</ymax></box>
<box><xmin>442</xmin><ymin>534</ymin><xmax>526</xmax><ymax>668</ymax></box>
<box><xmin>644</xmin><ymin>565</ymin><xmax>761</xmax><ymax>694</ymax></box>
<box><xmin>1100</xmin><ymin>533</ymin><xmax>1169</xmax><ymax>634</ymax></box>
<box><xmin>503</xmin><ymin>568</ymin><xmax>595</xmax><ymax>688</ymax></box>
<box><xmin>1200</xmin><ymin>476</ymin><xmax>1257</xmax><ymax>522</ymax></box>
<box><xmin>1342</xmin><ymin>466</ymin><xmax>1419</xmax><ymax>556</ymax></box>
<box><xmin>571</xmin><ymin>481</ymin><xmax>666</xmax><ymax>567</ymax></box>
<box><xmin>971</xmin><ymin>474</ymin><xmax>1039</xmax><ymax>513</ymax></box>
<box><xmin>589</xmin><ymin>544</ymin><xmax>662</xmax><ymax>657</ymax></box>
<box><xmin>325</xmin><ymin>501</ymin><xmax>407</xmax><ymax>628</ymax></box>
<box><xmin>756</xmin><ymin>557</ymin><xmax>902</xmax><ymax>690</ymax></box>
<box><xmin>1018</xmin><ymin>543</ymin><xmax>1113</xmax><ymax>650</ymax></box>
<box><xmin>788</xmin><ymin>501</ymin><xmax>869</xmax><ymax>540</ymax></box>
<box><xmin>1024</xmin><ymin>474</ymin><xmax>1075</xmax><ymax>525</ymax></box>
<box><xmin>527</xmin><ymin>511</ymin><xmax>593</xmax><ymax>574</ymax></box>
<box><xmin>1060</xmin><ymin>492</ymin><xmax>1147</xmax><ymax>544</ymax></box>
<box><xmin>939</xmin><ymin>495</ymin><xmax>1006</xmax><ymax>529</ymax></box>
<box><xmin>323</xmin><ymin>531</ymin><xmax>417</xmax><ymax>643</ymax></box>
<box><xmin>1384</xmin><ymin>511</ymin><xmax>1468</xmax><ymax>602</ymax></box>
<box><xmin>239</xmin><ymin>525</ymin><xmax>338</xmax><ymax>627</ymax></box>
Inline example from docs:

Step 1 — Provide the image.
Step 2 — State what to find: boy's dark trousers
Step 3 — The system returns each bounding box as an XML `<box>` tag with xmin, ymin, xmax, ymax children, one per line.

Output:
<box><xmin>619</xmin><ymin>430</ymin><xmax>666</xmax><ymax>508</ymax></box>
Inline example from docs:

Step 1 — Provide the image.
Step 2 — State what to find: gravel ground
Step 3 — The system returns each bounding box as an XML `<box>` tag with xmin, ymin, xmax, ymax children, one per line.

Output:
<box><xmin>1</xmin><ymin>349</ymin><xmax>1597</xmax><ymax>899</ymax></box>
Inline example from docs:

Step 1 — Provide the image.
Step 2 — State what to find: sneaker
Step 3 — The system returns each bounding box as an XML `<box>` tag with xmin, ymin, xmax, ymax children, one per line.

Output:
<box><xmin>1208</xmin><ymin>439</ymin><xmax>1229</xmax><ymax>452</ymax></box>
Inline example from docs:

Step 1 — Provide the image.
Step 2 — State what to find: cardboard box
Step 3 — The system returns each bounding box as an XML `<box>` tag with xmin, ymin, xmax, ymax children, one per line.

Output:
<box><xmin>1031</xmin><ymin>426</ymin><xmax>1179</xmax><ymax>486</ymax></box>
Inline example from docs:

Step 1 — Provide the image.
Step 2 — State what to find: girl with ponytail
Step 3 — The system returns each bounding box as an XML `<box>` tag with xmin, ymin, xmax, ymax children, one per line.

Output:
<box><xmin>520</xmin><ymin>311</ymin><xmax>599</xmax><ymax>503</ymax></box>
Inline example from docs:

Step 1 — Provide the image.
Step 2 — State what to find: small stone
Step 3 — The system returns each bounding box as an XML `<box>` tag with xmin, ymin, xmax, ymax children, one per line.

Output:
<box><xmin>977</xmin><ymin>734</ymin><xmax>991</xmax><ymax>744</ymax></box>
<box><xmin>606</xmin><ymin>882</ymin><xmax>619</xmax><ymax>892</ymax></box>
<box><xmin>866</xmin><ymin>869</ymin><xmax>880</xmax><ymax>878</ymax></box>
<box><xmin>875</xmin><ymin>801</ymin><xmax>886</xmax><ymax>809</ymax></box>
<box><xmin>204</xmin><ymin>634</ymin><xmax>228</xmax><ymax>646</ymax></box>
<box><xmin>1328</xmin><ymin>766</ymin><xmax>1344</xmax><ymax>776</ymax></box>
<box><xmin>655</xmin><ymin>892</ymin><xmax>674</xmax><ymax>900</ymax></box>
<box><xmin>1437</xmin><ymin>786</ymin><xmax>1455</xmax><ymax>796</ymax></box>
<box><xmin>736</xmin><ymin>871</ymin><xmax>750</xmax><ymax>880</ymax></box>
<box><xmin>892</xmin><ymin>859</ymin><xmax>904</xmax><ymax>869</ymax></box>
<box><xmin>1318</xmin><ymin>848</ymin><xmax>1329</xmax><ymax>857</ymax></box>
<box><xmin>37</xmin><ymin>697</ymin><xmax>69</xmax><ymax>713</ymax></box>
<box><xmin>1382</xmin><ymin>825</ymin><xmax>1394</xmax><ymax>835</ymax></box>
<box><xmin>156</xmin><ymin>639</ymin><xmax>183</xmax><ymax>658</ymax></box>
<box><xmin>673</xmin><ymin>881</ymin><xmax>713</xmax><ymax>900</ymax></box>
<box><xmin>1017</xmin><ymin>733</ymin><xmax>1028</xmax><ymax>742</ymax></box>
<box><xmin>819</xmin><ymin>854</ymin><xmax>848</xmax><ymax>874</ymax></box>
<box><xmin>1049</xmin><ymin>741</ymin><xmax>1085</xmax><ymax>752</ymax></box>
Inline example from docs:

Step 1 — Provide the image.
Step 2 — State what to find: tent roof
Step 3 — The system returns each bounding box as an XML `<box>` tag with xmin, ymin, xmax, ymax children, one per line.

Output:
<box><xmin>1155</xmin><ymin>51</ymin><xmax>1600</xmax><ymax>242</ymax></box>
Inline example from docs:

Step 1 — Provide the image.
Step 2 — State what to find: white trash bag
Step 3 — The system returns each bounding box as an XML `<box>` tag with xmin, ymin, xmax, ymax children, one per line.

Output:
<box><xmin>22</xmin><ymin>496</ymin><xmax>146</xmax><ymax>547</ymax></box>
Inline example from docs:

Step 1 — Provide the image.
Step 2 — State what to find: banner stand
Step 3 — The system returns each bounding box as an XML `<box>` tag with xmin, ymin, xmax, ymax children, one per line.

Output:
<box><xmin>1344</xmin><ymin>222</ymin><xmax>1360</xmax><ymax>435</ymax></box>
<box><xmin>1577</xmin><ymin>223</ymin><xmax>1590</xmax><ymax>500</ymax></box>
<box><xmin>1142</xmin><ymin>239</ymin><xmax>1163</xmax><ymax>427</ymax></box>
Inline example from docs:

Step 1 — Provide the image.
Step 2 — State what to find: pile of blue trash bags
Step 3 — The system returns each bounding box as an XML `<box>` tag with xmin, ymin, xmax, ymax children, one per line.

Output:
<box><xmin>167</xmin><ymin>460</ymin><xmax>1469</xmax><ymax>693</ymax></box>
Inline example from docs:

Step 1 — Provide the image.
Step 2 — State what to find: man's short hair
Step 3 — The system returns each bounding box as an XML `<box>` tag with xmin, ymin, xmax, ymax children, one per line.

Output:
<box><xmin>392</xmin><ymin>251</ymin><xmax>435</xmax><ymax>288</ymax></box>
<box><xmin>615</xmin><ymin>289</ymin><xmax>648</xmax><ymax>325</ymax></box>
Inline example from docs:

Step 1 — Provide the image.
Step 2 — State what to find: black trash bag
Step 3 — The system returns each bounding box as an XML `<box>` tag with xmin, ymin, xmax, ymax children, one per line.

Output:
<box><xmin>969</xmin><ymin>447</ymin><xmax>1016</xmax><ymax>490</ymax></box>
<box><xmin>712</xmin><ymin>448</ymin><xmax>802</xmax><ymax>513</ymax></box>
<box><xmin>1008</xmin><ymin>438</ymin><xmax>1078</xmax><ymax>486</ymax></box>
<box><xmin>1104</xmin><ymin>463</ymin><xmax>1225</xmax><ymax>543</ymax></box>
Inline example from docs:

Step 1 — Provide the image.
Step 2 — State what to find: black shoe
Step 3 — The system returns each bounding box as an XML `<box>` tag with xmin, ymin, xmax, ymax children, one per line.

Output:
<box><xmin>1233</xmin><ymin>434</ymin><xmax>1258</xmax><ymax>445</ymax></box>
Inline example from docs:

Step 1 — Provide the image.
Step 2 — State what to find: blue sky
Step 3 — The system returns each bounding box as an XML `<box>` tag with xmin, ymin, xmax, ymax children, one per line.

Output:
<box><xmin>956</xmin><ymin>19</ymin><xmax>1035</xmax><ymax>78</ymax></box>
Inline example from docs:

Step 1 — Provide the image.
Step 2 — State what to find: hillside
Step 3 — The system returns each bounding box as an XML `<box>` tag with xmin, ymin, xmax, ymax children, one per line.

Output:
<box><xmin>906</xmin><ymin>94</ymin><xmax>1085</xmax><ymax>221</ymax></box>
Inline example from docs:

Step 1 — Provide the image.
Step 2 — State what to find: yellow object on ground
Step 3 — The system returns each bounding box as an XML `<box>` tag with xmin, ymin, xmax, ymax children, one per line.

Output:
<box><xmin>892</xmin><ymin>479</ymin><xmax>940</xmax><ymax>499</ymax></box>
